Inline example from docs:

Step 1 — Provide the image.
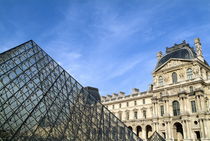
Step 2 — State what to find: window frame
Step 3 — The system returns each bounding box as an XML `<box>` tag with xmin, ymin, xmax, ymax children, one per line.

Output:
<box><xmin>172</xmin><ymin>72</ymin><xmax>178</xmax><ymax>84</ymax></box>
<box><xmin>172</xmin><ymin>101</ymin><xmax>180</xmax><ymax>116</ymax></box>
<box><xmin>143</xmin><ymin>110</ymin><xmax>146</xmax><ymax>118</ymax></box>
<box><xmin>143</xmin><ymin>99</ymin><xmax>145</xmax><ymax>104</ymax></box>
<box><xmin>126</xmin><ymin>111</ymin><xmax>130</xmax><ymax>120</ymax></box>
<box><xmin>158</xmin><ymin>76</ymin><xmax>163</xmax><ymax>86</ymax></box>
<box><xmin>191</xmin><ymin>101</ymin><xmax>197</xmax><ymax>113</ymax></box>
<box><xmin>187</xmin><ymin>68</ymin><xmax>193</xmax><ymax>80</ymax></box>
<box><xmin>160</xmin><ymin>105</ymin><xmax>164</xmax><ymax>116</ymax></box>
<box><xmin>134</xmin><ymin>111</ymin><xmax>138</xmax><ymax>119</ymax></box>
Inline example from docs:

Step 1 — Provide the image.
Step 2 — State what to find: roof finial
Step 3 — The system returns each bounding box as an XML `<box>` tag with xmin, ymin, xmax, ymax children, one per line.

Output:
<box><xmin>194</xmin><ymin>38</ymin><xmax>204</xmax><ymax>62</ymax></box>
<box><xmin>157</xmin><ymin>51</ymin><xmax>163</xmax><ymax>61</ymax></box>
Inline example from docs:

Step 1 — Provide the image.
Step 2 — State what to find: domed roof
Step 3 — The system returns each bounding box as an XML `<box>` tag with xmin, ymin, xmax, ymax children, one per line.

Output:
<box><xmin>156</xmin><ymin>46</ymin><xmax>197</xmax><ymax>69</ymax></box>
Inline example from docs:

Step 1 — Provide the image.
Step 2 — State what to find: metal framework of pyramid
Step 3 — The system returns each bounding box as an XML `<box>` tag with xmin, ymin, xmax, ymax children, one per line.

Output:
<box><xmin>148</xmin><ymin>131</ymin><xmax>165</xmax><ymax>141</ymax></box>
<box><xmin>0</xmin><ymin>40</ymin><xmax>142</xmax><ymax>141</ymax></box>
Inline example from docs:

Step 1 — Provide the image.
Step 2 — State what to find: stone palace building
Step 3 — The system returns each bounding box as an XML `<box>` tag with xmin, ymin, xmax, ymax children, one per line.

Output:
<box><xmin>101</xmin><ymin>38</ymin><xmax>210</xmax><ymax>141</ymax></box>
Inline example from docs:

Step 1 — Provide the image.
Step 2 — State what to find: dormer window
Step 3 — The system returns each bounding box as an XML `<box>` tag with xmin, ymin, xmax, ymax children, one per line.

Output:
<box><xmin>172</xmin><ymin>72</ymin><xmax>178</xmax><ymax>84</ymax></box>
<box><xmin>158</xmin><ymin>76</ymin><xmax>163</xmax><ymax>86</ymax></box>
<box><xmin>187</xmin><ymin>68</ymin><xmax>193</xmax><ymax>80</ymax></box>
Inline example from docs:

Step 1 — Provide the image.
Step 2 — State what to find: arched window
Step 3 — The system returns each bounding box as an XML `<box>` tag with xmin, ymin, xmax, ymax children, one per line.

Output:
<box><xmin>187</xmin><ymin>68</ymin><xmax>193</xmax><ymax>80</ymax></box>
<box><xmin>172</xmin><ymin>72</ymin><xmax>177</xmax><ymax>84</ymax></box>
<box><xmin>136</xmin><ymin>126</ymin><xmax>142</xmax><ymax>137</ymax></box>
<box><xmin>128</xmin><ymin>126</ymin><xmax>133</xmax><ymax>131</ymax></box>
<box><xmin>146</xmin><ymin>125</ymin><xmax>152</xmax><ymax>139</ymax></box>
<box><xmin>173</xmin><ymin>101</ymin><xmax>180</xmax><ymax>116</ymax></box>
<box><xmin>158</xmin><ymin>76</ymin><xmax>163</xmax><ymax>86</ymax></box>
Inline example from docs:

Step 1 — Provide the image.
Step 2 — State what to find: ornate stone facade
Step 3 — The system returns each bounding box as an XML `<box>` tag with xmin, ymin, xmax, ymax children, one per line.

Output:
<box><xmin>102</xmin><ymin>38</ymin><xmax>210</xmax><ymax>141</ymax></box>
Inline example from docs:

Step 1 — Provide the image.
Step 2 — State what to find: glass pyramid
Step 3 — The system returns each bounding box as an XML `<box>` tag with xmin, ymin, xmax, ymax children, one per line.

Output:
<box><xmin>148</xmin><ymin>131</ymin><xmax>165</xmax><ymax>141</ymax></box>
<box><xmin>0</xmin><ymin>40</ymin><xmax>142</xmax><ymax>141</ymax></box>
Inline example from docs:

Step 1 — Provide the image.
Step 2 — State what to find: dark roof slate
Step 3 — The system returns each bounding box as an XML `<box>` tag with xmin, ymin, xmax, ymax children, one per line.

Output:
<box><xmin>156</xmin><ymin>42</ymin><xmax>209</xmax><ymax>69</ymax></box>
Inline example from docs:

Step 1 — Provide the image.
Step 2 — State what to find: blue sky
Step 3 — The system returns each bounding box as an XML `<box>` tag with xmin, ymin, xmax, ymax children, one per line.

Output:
<box><xmin>0</xmin><ymin>0</ymin><xmax>210</xmax><ymax>95</ymax></box>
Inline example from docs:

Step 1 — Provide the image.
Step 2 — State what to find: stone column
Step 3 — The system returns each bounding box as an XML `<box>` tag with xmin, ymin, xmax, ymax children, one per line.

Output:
<box><xmin>203</xmin><ymin>119</ymin><xmax>209</xmax><ymax>139</ymax></box>
<box><xmin>164</xmin><ymin>100</ymin><xmax>167</xmax><ymax>115</ymax></box>
<box><xmin>180</xmin><ymin>97</ymin><xmax>185</xmax><ymax>114</ymax></box>
<box><xmin>186</xmin><ymin>120</ymin><xmax>192</xmax><ymax>139</ymax></box>
<box><xmin>199</xmin><ymin>119</ymin><xmax>206</xmax><ymax>139</ymax></box>
<box><xmin>166</xmin><ymin>100</ymin><xmax>169</xmax><ymax>116</ymax></box>
<box><xmin>184</xmin><ymin>97</ymin><xmax>189</xmax><ymax>114</ymax></box>
<box><xmin>165</xmin><ymin>122</ymin><xmax>170</xmax><ymax>140</ymax></box>
<box><xmin>156</xmin><ymin>102</ymin><xmax>159</xmax><ymax>117</ymax></box>
<box><xmin>155</xmin><ymin>122</ymin><xmax>159</xmax><ymax>132</ymax></box>
<box><xmin>166</xmin><ymin>121</ymin><xmax>172</xmax><ymax>140</ymax></box>
<box><xmin>205</xmin><ymin>119</ymin><xmax>210</xmax><ymax>139</ymax></box>
<box><xmin>202</xmin><ymin>119</ymin><xmax>207</xmax><ymax>138</ymax></box>
<box><xmin>152</xmin><ymin>122</ymin><xmax>156</xmax><ymax>132</ymax></box>
<box><xmin>182</xmin><ymin>120</ymin><xmax>188</xmax><ymax>139</ymax></box>
<box><xmin>150</xmin><ymin>107</ymin><xmax>153</xmax><ymax>119</ymax></box>
<box><xmin>169</xmin><ymin>121</ymin><xmax>173</xmax><ymax>140</ymax></box>
<box><xmin>208</xmin><ymin>98</ymin><xmax>210</xmax><ymax>111</ymax></box>
<box><xmin>153</xmin><ymin>103</ymin><xmax>156</xmax><ymax>117</ymax></box>
<box><xmin>169</xmin><ymin>100</ymin><xmax>173</xmax><ymax>116</ymax></box>
<box><xmin>196</xmin><ymin>96</ymin><xmax>201</xmax><ymax>112</ymax></box>
<box><xmin>142</xmin><ymin>125</ymin><xmax>146</xmax><ymax>140</ymax></box>
<box><xmin>200</xmin><ymin>96</ymin><xmax>206</xmax><ymax>112</ymax></box>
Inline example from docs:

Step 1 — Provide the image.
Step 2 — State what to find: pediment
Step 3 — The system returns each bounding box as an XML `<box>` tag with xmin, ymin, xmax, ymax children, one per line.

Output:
<box><xmin>154</xmin><ymin>58</ymin><xmax>193</xmax><ymax>72</ymax></box>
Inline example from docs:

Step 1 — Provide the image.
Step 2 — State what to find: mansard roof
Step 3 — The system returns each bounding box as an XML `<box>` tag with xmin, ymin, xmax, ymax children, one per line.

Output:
<box><xmin>156</xmin><ymin>41</ymin><xmax>209</xmax><ymax>70</ymax></box>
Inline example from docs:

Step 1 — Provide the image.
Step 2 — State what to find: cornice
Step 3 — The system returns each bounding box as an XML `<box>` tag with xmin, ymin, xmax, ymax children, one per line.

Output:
<box><xmin>154</xmin><ymin>58</ymin><xmax>193</xmax><ymax>73</ymax></box>
<box><xmin>102</xmin><ymin>93</ymin><xmax>153</xmax><ymax>104</ymax></box>
<box><xmin>152</xmin><ymin>78</ymin><xmax>207</xmax><ymax>93</ymax></box>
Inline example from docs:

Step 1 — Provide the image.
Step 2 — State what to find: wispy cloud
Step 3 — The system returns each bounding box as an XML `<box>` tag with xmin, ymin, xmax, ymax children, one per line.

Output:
<box><xmin>38</xmin><ymin>0</ymin><xmax>210</xmax><ymax>95</ymax></box>
<box><xmin>1</xmin><ymin>0</ymin><xmax>210</xmax><ymax>95</ymax></box>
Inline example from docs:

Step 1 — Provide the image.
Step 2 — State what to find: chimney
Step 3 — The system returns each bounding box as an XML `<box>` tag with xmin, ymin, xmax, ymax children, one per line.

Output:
<box><xmin>194</xmin><ymin>38</ymin><xmax>204</xmax><ymax>62</ymax></box>
<box><xmin>132</xmin><ymin>88</ymin><xmax>139</xmax><ymax>94</ymax></box>
<box><xmin>119</xmin><ymin>91</ymin><xmax>125</xmax><ymax>97</ymax></box>
<box><xmin>157</xmin><ymin>51</ymin><xmax>163</xmax><ymax>61</ymax></box>
<box><xmin>112</xmin><ymin>93</ymin><xmax>118</xmax><ymax>97</ymax></box>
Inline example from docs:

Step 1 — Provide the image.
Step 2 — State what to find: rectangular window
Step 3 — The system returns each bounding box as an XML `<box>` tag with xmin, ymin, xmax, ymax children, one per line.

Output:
<box><xmin>127</xmin><ymin>102</ymin><xmax>129</xmax><ymax>107</ymax></box>
<box><xmin>160</xmin><ymin>105</ymin><xmax>164</xmax><ymax>116</ymax></box>
<box><xmin>134</xmin><ymin>111</ymin><xmax>138</xmax><ymax>119</ymax></box>
<box><xmin>143</xmin><ymin>110</ymin><xmax>146</xmax><ymax>118</ymax></box>
<box><xmin>112</xmin><ymin>105</ymin><xmax>114</xmax><ymax>109</ymax></box>
<box><xmin>143</xmin><ymin>99</ymin><xmax>145</xmax><ymax>104</ymax></box>
<box><xmin>119</xmin><ymin>103</ymin><xmax>121</xmax><ymax>108</ymax></box>
<box><xmin>126</xmin><ymin>112</ymin><xmax>129</xmax><ymax>120</ymax></box>
<box><xmin>134</xmin><ymin>101</ymin><xmax>137</xmax><ymax>105</ymax></box>
<box><xmin>119</xmin><ymin>113</ymin><xmax>122</xmax><ymax>120</ymax></box>
<box><xmin>191</xmin><ymin>101</ymin><xmax>197</xmax><ymax>113</ymax></box>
